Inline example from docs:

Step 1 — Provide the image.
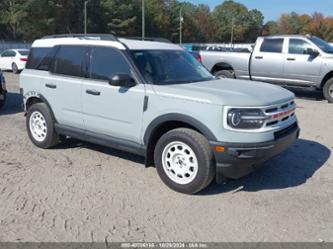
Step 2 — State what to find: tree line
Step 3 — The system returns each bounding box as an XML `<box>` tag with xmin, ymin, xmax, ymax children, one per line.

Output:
<box><xmin>0</xmin><ymin>0</ymin><xmax>332</xmax><ymax>43</ymax></box>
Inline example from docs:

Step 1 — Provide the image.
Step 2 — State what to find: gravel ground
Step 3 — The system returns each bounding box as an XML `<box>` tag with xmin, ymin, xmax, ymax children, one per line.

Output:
<box><xmin>0</xmin><ymin>72</ymin><xmax>332</xmax><ymax>242</ymax></box>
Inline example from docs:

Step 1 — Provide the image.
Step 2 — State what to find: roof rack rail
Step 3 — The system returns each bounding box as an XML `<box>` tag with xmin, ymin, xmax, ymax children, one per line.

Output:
<box><xmin>42</xmin><ymin>33</ymin><xmax>118</xmax><ymax>41</ymax></box>
<box><xmin>124</xmin><ymin>37</ymin><xmax>172</xmax><ymax>43</ymax></box>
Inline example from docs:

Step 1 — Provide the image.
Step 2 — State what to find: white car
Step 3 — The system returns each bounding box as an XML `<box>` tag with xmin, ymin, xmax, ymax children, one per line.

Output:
<box><xmin>0</xmin><ymin>49</ymin><xmax>29</xmax><ymax>74</ymax></box>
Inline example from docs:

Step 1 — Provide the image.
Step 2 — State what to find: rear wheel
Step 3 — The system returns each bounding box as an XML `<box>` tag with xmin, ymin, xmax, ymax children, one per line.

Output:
<box><xmin>154</xmin><ymin>128</ymin><xmax>215</xmax><ymax>194</ymax></box>
<box><xmin>214</xmin><ymin>70</ymin><xmax>235</xmax><ymax>79</ymax></box>
<box><xmin>26</xmin><ymin>103</ymin><xmax>59</xmax><ymax>148</ymax></box>
<box><xmin>323</xmin><ymin>78</ymin><xmax>333</xmax><ymax>103</ymax></box>
<box><xmin>12</xmin><ymin>63</ymin><xmax>19</xmax><ymax>74</ymax></box>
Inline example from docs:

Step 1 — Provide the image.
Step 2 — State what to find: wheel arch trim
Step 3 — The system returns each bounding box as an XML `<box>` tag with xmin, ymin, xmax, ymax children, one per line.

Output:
<box><xmin>25</xmin><ymin>93</ymin><xmax>57</xmax><ymax>122</ymax></box>
<box><xmin>143</xmin><ymin>113</ymin><xmax>217</xmax><ymax>145</ymax></box>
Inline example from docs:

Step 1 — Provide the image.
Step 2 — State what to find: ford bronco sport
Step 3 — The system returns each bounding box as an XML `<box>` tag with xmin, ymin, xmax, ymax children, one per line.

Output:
<box><xmin>20</xmin><ymin>34</ymin><xmax>300</xmax><ymax>194</ymax></box>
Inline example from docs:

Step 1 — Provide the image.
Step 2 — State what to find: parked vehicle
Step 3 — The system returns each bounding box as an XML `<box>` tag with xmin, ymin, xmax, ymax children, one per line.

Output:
<box><xmin>0</xmin><ymin>49</ymin><xmax>29</xmax><ymax>74</ymax></box>
<box><xmin>20</xmin><ymin>34</ymin><xmax>299</xmax><ymax>194</ymax></box>
<box><xmin>200</xmin><ymin>35</ymin><xmax>333</xmax><ymax>103</ymax></box>
<box><xmin>189</xmin><ymin>51</ymin><xmax>202</xmax><ymax>63</ymax></box>
<box><xmin>0</xmin><ymin>70</ymin><xmax>6</xmax><ymax>109</ymax></box>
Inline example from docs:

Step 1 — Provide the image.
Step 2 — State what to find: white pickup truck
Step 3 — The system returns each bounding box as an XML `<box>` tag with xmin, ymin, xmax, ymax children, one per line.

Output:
<box><xmin>200</xmin><ymin>35</ymin><xmax>333</xmax><ymax>102</ymax></box>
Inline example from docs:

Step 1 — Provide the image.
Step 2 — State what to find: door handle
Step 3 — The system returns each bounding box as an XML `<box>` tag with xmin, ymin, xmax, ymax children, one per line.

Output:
<box><xmin>287</xmin><ymin>58</ymin><xmax>296</xmax><ymax>61</ymax></box>
<box><xmin>255</xmin><ymin>56</ymin><xmax>263</xmax><ymax>59</ymax></box>
<box><xmin>86</xmin><ymin>89</ymin><xmax>101</xmax><ymax>96</ymax></box>
<box><xmin>45</xmin><ymin>83</ymin><xmax>57</xmax><ymax>89</ymax></box>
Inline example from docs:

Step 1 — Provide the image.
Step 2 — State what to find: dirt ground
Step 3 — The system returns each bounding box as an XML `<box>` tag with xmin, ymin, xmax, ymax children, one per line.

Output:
<box><xmin>0</xmin><ymin>72</ymin><xmax>332</xmax><ymax>242</ymax></box>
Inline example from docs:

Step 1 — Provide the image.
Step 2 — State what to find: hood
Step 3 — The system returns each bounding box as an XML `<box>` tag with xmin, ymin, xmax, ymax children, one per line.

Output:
<box><xmin>153</xmin><ymin>79</ymin><xmax>294</xmax><ymax>107</ymax></box>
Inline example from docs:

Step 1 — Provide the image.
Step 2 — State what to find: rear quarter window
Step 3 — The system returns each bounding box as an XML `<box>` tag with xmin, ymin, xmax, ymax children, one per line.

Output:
<box><xmin>26</xmin><ymin>47</ymin><xmax>54</xmax><ymax>70</ymax></box>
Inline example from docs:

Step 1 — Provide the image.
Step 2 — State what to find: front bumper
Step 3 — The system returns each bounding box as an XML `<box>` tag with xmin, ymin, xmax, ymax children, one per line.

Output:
<box><xmin>210</xmin><ymin>122</ymin><xmax>300</xmax><ymax>179</ymax></box>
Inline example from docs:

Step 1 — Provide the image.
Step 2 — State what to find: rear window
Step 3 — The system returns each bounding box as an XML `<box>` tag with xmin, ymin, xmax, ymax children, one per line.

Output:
<box><xmin>52</xmin><ymin>46</ymin><xmax>86</xmax><ymax>77</ymax></box>
<box><xmin>18</xmin><ymin>50</ymin><xmax>29</xmax><ymax>56</ymax></box>
<box><xmin>260</xmin><ymin>38</ymin><xmax>284</xmax><ymax>53</ymax></box>
<box><xmin>26</xmin><ymin>47</ymin><xmax>53</xmax><ymax>70</ymax></box>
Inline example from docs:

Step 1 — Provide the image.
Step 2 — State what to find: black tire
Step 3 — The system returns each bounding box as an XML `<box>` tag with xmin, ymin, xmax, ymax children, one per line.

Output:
<box><xmin>154</xmin><ymin>128</ymin><xmax>215</xmax><ymax>194</ymax></box>
<box><xmin>0</xmin><ymin>93</ymin><xmax>6</xmax><ymax>109</ymax></box>
<box><xmin>26</xmin><ymin>103</ymin><xmax>59</xmax><ymax>148</ymax></box>
<box><xmin>12</xmin><ymin>63</ymin><xmax>19</xmax><ymax>74</ymax></box>
<box><xmin>323</xmin><ymin>78</ymin><xmax>333</xmax><ymax>103</ymax></box>
<box><xmin>214</xmin><ymin>70</ymin><xmax>235</xmax><ymax>79</ymax></box>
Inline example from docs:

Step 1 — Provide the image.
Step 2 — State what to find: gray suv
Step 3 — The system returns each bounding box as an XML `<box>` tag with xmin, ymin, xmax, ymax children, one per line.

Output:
<box><xmin>20</xmin><ymin>34</ymin><xmax>300</xmax><ymax>194</ymax></box>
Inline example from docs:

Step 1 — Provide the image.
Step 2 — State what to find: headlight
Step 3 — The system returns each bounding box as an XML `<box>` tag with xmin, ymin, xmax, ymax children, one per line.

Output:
<box><xmin>227</xmin><ymin>108</ymin><xmax>267</xmax><ymax>129</ymax></box>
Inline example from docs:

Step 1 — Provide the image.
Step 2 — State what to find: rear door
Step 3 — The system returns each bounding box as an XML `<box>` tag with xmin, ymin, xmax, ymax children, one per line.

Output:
<box><xmin>81</xmin><ymin>46</ymin><xmax>145</xmax><ymax>144</ymax></box>
<box><xmin>283</xmin><ymin>38</ymin><xmax>322</xmax><ymax>86</ymax></box>
<box><xmin>47</xmin><ymin>45</ymin><xmax>86</xmax><ymax>129</ymax></box>
<box><xmin>250</xmin><ymin>38</ymin><xmax>285</xmax><ymax>84</ymax></box>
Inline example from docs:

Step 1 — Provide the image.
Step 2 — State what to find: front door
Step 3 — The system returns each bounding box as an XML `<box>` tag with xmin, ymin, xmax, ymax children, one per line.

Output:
<box><xmin>283</xmin><ymin>38</ymin><xmax>322</xmax><ymax>86</ymax></box>
<box><xmin>82</xmin><ymin>46</ymin><xmax>145</xmax><ymax>144</ymax></box>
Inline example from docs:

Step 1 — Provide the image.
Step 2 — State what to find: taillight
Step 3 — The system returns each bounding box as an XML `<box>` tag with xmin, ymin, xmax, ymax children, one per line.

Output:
<box><xmin>20</xmin><ymin>58</ymin><xmax>28</xmax><ymax>62</ymax></box>
<box><xmin>197</xmin><ymin>54</ymin><xmax>202</xmax><ymax>63</ymax></box>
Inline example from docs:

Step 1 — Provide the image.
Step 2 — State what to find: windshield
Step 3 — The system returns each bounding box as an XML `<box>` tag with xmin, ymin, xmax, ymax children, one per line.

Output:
<box><xmin>309</xmin><ymin>36</ymin><xmax>333</xmax><ymax>54</ymax></box>
<box><xmin>18</xmin><ymin>50</ymin><xmax>29</xmax><ymax>56</ymax></box>
<box><xmin>132</xmin><ymin>50</ymin><xmax>214</xmax><ymax>85</ymax></box>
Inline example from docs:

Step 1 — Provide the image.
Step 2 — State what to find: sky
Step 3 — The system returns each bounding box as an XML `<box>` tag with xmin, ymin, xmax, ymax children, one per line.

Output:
<box><xmin>186</xmin><ymin>0</ymin><xmax>333</xmax><ymax>22</ymax></box>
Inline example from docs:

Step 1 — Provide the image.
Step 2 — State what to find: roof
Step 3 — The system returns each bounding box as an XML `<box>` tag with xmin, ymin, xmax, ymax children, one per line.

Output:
<box><xmin>259</xmin><ymin>34</ymin><xmax>313</xmax><ymax>39</ymax></box>
<box><xmin>119</xmin><ymin>38</ymin><xmax>182</xmax><ymax>50</ymax></box>
<box><xmin>32</xmin><ymin>38</ymin><xmax>126</xmax><ymax>50</ymax></box>
<box><xmin>31</xmin><ymin>34</ymin><xmax>182</xmax><ymax>51</ymax></box>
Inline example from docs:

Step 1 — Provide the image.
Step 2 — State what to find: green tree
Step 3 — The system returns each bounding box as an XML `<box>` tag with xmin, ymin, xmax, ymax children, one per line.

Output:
<box><xmin>262</xmin><ymin>21</ymin><xmax>279</xmax><ymax>36</ymax></box>
<box><xmin>101</xmin><ymin>0</ymin><xmax>139</xmax><ymax>36</ymax></box>
<box><xmin>212</xmin><ymin>0</ymin><xmax>263</xmax><ymax>43</ymax></box>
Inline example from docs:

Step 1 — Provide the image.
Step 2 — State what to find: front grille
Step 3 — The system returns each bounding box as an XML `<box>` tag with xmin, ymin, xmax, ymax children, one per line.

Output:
<box><xmin>264</xmin><ymin>100</ymin><xmax>296</xmax><ymax>128</ymax></box>
<box><xmin>274</xmin><ymin>122</ymin><xmax>298</xmax><ymax>140</ymax></box>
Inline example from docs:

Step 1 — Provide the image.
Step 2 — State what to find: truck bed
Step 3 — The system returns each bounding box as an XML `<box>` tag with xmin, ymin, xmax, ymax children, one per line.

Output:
<box><xmin>200</xmin><ymin>51</ymin><xmax>251</xmax><ymax>79</ymax></box>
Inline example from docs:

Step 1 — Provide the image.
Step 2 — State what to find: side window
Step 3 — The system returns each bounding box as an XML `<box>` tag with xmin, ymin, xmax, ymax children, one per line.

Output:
<box><xmin>26</xmin><ymin>47</ymin><xmax>54</xmax><ymax>70</ymax></box>
<box><xmin>90</xmin><ymin>46</ymin><xmax>131</xmax><ymax>81</ymax></box>
<box><xmin>289</xmin><ymin>39</ymin><xmax>312</xmax><ymax>54</ymax></box>
<box><xmin>8</xmin><ymin>51</ymin><xmax>16</xmax><ymax>57</ymax></box>
<box><xmin>1</xmin><ymin>51</ymin><xmax>10</xmax><ymax>57</ymax></box>
<box><xmin>52</xmin><ymin>46</ymin><xmax>86</xmax><ymax>77</ymax></box>
<box><xmin>260</xmin><ymin>38</ymin><xmax>284</xmax><ymax>53</ymax></box>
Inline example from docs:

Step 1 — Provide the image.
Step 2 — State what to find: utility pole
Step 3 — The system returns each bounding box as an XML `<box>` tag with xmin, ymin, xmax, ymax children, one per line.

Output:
<box><xmin>230</xmin><ymin>18</ymin><xmax>234</xmax><ymax>48</ymax></box>
<box><xmin>84</xmin><ymin>1</ymin><xmax>88</xmax><ymax>34</ymax></box>
<box><xmin>142</xmin><ymin>0</ymin><xmax>145</xmax><ymax>40</ymax></box>
<box><xmin>179</xmin><ymin>8</ymin><xmax>183</xmax><ymax>45</ymax></box>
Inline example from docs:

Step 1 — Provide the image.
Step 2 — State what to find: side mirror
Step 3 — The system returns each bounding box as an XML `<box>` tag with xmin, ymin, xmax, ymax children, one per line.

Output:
<box><xmin>306</xmin><ymin>48</ymin><xmax>319</xmax><ymax>56</ymax></box>
<box><xmin>108</xmin><ymin>74</ymin><xmax>136</xmax><ymax>88</ymax></box>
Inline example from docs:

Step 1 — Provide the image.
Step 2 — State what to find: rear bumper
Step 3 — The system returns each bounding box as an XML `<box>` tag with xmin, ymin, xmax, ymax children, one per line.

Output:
<box><xmin>210</xmin><ymin>122</ymin><xmax>300</xmax><ymax>179</ymax></box>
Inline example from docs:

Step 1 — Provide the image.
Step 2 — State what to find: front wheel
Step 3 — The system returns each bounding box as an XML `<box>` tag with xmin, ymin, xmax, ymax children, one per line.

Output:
<box><xmin>26</xmin><ymin>103</ymin><xmax>60</xmax><ymax>148</ymax></box>
<box><xmin>323</xmin><ymin>78</ymin><xmax>333</xmax><ymax>103</ymax></box>
<box><xmin>154</xmin><ymin>128</ymin><xmax>215</xmax><ymax>194</ymax></box>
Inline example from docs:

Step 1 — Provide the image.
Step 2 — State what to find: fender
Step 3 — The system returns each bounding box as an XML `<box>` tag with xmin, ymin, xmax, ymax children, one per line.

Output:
<box><xmin>144</xmin><ymin>113</ymin><xmax>218</xmax><ymax>145</ymax></box>
<box><xmin>24</xmin><ymin>92</ymin><xmax>57</xmax><ymax>122</ymax></box>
